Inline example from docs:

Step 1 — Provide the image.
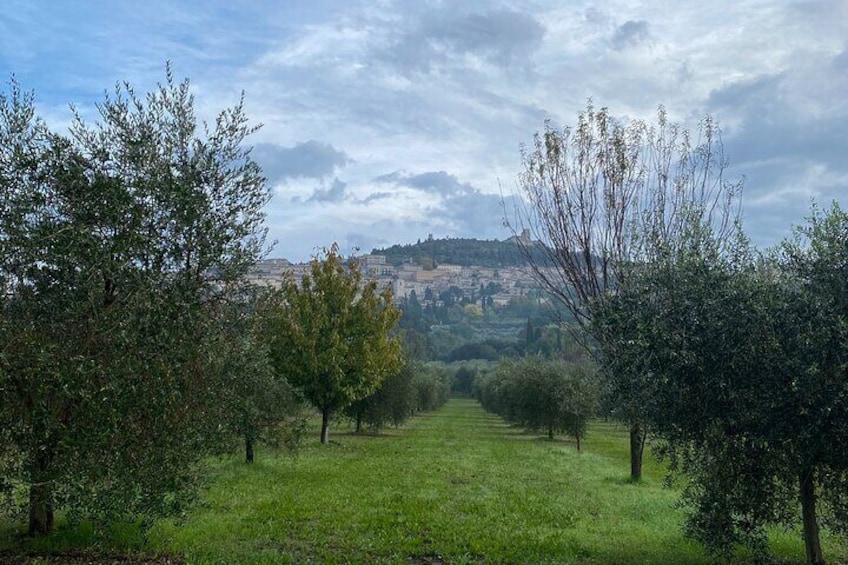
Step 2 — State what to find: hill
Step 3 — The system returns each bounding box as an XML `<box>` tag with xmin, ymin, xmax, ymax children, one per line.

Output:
<box><xmin>371</xmin><ymin>233</ymin><xmax>545</xmax><ymax>268</ymax></box>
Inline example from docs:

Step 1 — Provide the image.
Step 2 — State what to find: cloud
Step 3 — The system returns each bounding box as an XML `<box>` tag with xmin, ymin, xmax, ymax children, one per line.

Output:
<box><xmin>306</xmin><ymin>177</ymin><xmax>348</xmax><ymax>203</ymax></box>
<box><xmin>706</xmin><ymin>73</ymin><xmax>784</xmax><ymax>116</ymax></box>
<box><xmin>361</xmin><ymin>191</ymin><xmax>394</xmax><ymax>204</ymax></box>
<box><xmin>437</xmin><ymin>191</ymin><xmax>515</xmax><ymax>238</ymax></box>
<box><xmin>611</xmin><ymin>20</ymin><xmax>650</xmax><ymax>51</ymax></box>
<box><xmin>834</xmin><ymin>49</ymin><xmax>848</xmax><ymax>72</ymax></box>
<box><xmin>375</xmin><ymin>170</ymin><xmax>475</xmax><ymax>196</ymax></box>
<box><xmin>17</xmin><ymin>0</ymin><xmax>846</xmax><ymax>262</ymax></box>
<box><xmin>380</xmin><ymin>7</ymin><xmax>545</xmax><ymax>74</ymax></box>
<box><xmin>703</xmin><ymin>61</ymin><xmax>848</xmax><ymax>247</ymax></box>
<box><xmin>372</xmin><ymin>168</ymin><xmax>512</xmax><ymax>238</ymax></box>
<box><xmin>252</xmin><ymin>140</ymin><xmax>349</xmax><ymax>183</ymax></box>
<box><xmin>433</xmin><ymin>9</ymin><xmax>545</xmax><ymax>66</ymax></box>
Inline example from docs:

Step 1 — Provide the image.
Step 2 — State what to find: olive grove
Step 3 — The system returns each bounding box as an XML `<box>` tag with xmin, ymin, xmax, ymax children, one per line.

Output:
<box><xmin>592</xmin><ymin>203</ymin><xmax>848</xmax><ymax>564</ymax></box>
<box><xmin>0</xmin><ymin>69</ymin><xmax>272</xmax><ymax>534</ymax></box>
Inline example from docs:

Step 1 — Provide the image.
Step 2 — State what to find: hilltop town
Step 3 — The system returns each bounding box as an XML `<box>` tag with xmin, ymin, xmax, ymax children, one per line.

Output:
<box><xmin>248</xmin><ymin>253</ymin><xmax>550</xmax><ymax>308</ymax></box>
<box><xmin>250</xmin><ymin>234</ymin><xmax>554</xmax><ymax>308</ymax></box>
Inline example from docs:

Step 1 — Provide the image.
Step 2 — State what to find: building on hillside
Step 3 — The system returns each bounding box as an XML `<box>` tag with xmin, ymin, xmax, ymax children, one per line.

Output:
<box><xmin>436</xmin><ymin>264</ymin><xmax>462</xmax><ymax>273</ymax></box>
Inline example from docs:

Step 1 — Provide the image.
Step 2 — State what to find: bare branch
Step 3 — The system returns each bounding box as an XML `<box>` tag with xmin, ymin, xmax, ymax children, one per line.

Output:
<box><xmin>507</xmin><ymin>103</ymin><xmax>743</xmax><ymax>346</ymax></box>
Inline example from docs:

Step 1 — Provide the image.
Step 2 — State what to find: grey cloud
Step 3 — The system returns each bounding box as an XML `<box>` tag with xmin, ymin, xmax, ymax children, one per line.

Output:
<box><xmin>611</xmin><ymin>20</ymin><xmax>649</xmax><ymax>51</ymax></box>
<box><xmin>704</xmin><ymin>69</ymin><xmax>848</xmax><ymax>247</ymax></box>
<box><xmin>252</xmin><ymin>140</ymin><xmax>349</xmax><ymax>183</ymax></box>
<box><xmin>382</xmin><ymin>8</ymin><xmax>544</xmax><ymax>73</ymax></box>
<box><xmin>788</xmin><ymin>0</ymin><xmax>848</xmax><ymax>29</ymax></box>
<box><xmin>707</xmin><ymin>73</ymin><xmax>847</xmax><ymax>166</ymax></box>
<box><xmin>435</xmin><ymin>9</ymin><xmax>545</xmax><ymax>65</ymax></box>
<box><xmin>833</xmin><ymin>50</ymin><xmax>848</xmax><ymax>72</ymax></box>
<box><xmin>706</xmin><ymin>73</ymin><xmax>784</xmax><ymax>115</ymax></box>
<box><xmin>375</xmin><ymin>170</ymin><xmax>475</xmax><ymax>196</ymax></box>
<box><xmin>372</xmin><ymin>171</ymin><xmax>403</xmax><ymax>184</ymax></box>
<box><xmin>372</xmin><ymin>168</ymin><xmax>512</xmax><ymax>239</ymax></box>
<box><xmin>584</xmin><ymin>7</ymin><xmax>610</xmax><ymax>26</ymax></box>
<box><xmin>406</xmin><ymin>171</ymin><xmax>474</xmax><ymax>195</ymax></box>
<box><xmin>437</xmin><ymin>191</ymin><xmax>513</xmax><ymax>238</ymax></box>
<box><xmin>307</xmin><ymin>177</ymin><xmax>347</xmax><ymax>203</ymax></box>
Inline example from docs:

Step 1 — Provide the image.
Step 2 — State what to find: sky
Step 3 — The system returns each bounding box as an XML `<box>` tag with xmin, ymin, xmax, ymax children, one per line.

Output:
<box><xmin>2</xmin><ymin>0</ymin><xmax>846</xmax><ymax>262</ymax></box>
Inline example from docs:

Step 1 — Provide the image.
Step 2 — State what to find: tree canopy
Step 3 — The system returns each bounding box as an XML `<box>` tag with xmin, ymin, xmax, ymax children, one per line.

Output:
<box><xmin>0</xmin><ymin>69</ymin><xmax>270</xmax><ymax>534</ymax></box>
<box><xmin>510</xmin><ymin>102</ymin><xmax>742</xmax><ymax>480</ymax></box>
<box><xmin>267</xmin><ymin>245</ymin><xmax>403</xmax><ymax>444</ymax></box>
<box><xmin>476</xmin><ymin>356</ymin><xmax>599</xmax><ymax>449</ymax></box>
<box><xmin>592</xmin><ymin>203</ymin><xmax>848</xmax><ymax>564</ymax></box>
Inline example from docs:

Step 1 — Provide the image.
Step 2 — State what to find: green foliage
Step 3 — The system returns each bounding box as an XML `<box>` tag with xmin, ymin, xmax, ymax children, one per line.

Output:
<box><xmin>344</xmin><ymin>361</ymin><xmax>417</xmax><ymax>432</ymax></box>
<box><xmin>267</xmin><ymin>245</ymin><xmax>403</xmax><ymax>443</ymax></box>
<box><xmin>476</xmin><ymin>357</ymin><xmax>599</xmax><ymax>447</ymax></box>
<box><xmin>399</xmin><ymin>290</ymin><xmax>579</xmax><ymax>364</ymax></box>
<box><xmin>218</xmin><ymin>290</ymin><xmax>306</xmax><ymax>463</ymax></box>
<box><xmin>371</xmin><ymin>237</ymin><xmax>547</xmax><ymax>268</ymax></box>
<box><xmin>452</xmin><ymin>365</ymin><xmax>478</xmax><ymax>395</ymax></box>
<box><xmin>0</xmin><ymin>69</ymin><xmax>269</xmax><ymax>533</ymax></box>
<box><xmin>444</xmin><ymin>339</ymin><xmax>511</xmax><ymax>362</ymax></box>
<box><xmin>413</xmin><ymin>364</ymin><xmax>451</xmax><ymax>412</ymax></box>
<box><xmin>592</xmin><ymin>203</ymin><xmax>848</xmax><ymax>562</ymax></box>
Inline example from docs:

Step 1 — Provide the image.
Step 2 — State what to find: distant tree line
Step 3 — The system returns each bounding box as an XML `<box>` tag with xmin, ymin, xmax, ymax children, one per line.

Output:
<box><xmin>475</xmin><ymin>357</ymin><xmax>599</xmax><ymax>449</ymax></box>
<box><xmin>371</xmin><ymin>236</ymin><xmax>550</xmax><ymax>268</ymax></box>
<box><xmin>396</xmin><ymin>285</ymin><xmax>580</xmax><ymax>363</ymax></box>
<box><xmin>344</xmin><ymin>362</ymin><xmax>451</xmax><ymax>433</ymax></box>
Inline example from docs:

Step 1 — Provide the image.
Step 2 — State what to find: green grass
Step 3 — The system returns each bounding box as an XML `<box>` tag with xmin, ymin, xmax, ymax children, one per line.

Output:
<box><xmin>4</xmin><ymin>399</ymin><xmax>848</xmax><ymax>563</ymax></box>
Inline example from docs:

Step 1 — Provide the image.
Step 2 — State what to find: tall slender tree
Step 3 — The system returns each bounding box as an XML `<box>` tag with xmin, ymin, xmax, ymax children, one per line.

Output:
<box><xmin>510</xmin><ymin>102</ymin><xmax>741</xmax><ymax>480</ymax></box>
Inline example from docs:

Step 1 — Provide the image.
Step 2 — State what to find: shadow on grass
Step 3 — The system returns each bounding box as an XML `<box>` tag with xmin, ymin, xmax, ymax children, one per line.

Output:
<box><xmin>0</xmin><ymin>549</ymin><xmax>184</xmax><ymax>564</ymax></box>
<box><xmin>600</xmin><ymin>475</ymin><xmax>650</xmax><ymax>487</ymax></box>
<box><xmin>0</xmin><ymin>518</ymin><xmax>183</xmax><ymax>564</ymax></box>
<box><xmin>334</xmin><ymin>429</ymin><xmax>403</xmax><ymax>439</ymax></box>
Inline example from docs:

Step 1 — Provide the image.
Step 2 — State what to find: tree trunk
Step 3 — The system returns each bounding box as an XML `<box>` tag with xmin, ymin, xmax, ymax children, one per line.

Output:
<box><xmin>800</xmin><ymin>467</ymin><xmax>825</xmax><ymax>565</ymax></box>
<box><xmin>629</xmin><ymin>422</ymin><xmax>645</xmax><ymax>482</ymax></box>
<box><xmin>28</xmin><ymin>481</ymin><xmax>54</xmax><ymax>536</ymax></box>
<box><xmin>548</xmin><ymin>425</ymin><xmax>553</xmax><ymax>440</ymax></box>
<box><xmin>320</xmin><ymin>408</ymin><xmax>330</xmax><ymax>444</ymax></box>
<box><xmin>28</xmin><ymin>446</ymin><xmax>54</xmax><ymax>536</ymax></box>
<box><xmin>245</xmin><ymin>436</ymin><xmax>254</xmax><ymax>464</ymax></box>
<box><xmin>576</xmin><ymin>432</ymin><xmax>581</xmax><ymax>452</ymax></box>
<box><xmin>355</xmin><ymin>413</ymin><xmax>363</xmax><ymax>434</ymax></box>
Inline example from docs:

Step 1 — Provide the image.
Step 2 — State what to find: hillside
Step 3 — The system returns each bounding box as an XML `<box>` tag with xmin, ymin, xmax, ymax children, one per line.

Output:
<box><xmin>371</xmin><ymin>234</ymin><xmax>547</xmax><ymax>268</ymax></box>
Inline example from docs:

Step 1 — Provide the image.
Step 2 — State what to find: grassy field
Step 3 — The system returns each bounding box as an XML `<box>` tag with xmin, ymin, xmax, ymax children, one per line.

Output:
<box><xmin>3</xmin><ymin>398</ymin><xmax>847</xmax><ymax>564</ymax></box>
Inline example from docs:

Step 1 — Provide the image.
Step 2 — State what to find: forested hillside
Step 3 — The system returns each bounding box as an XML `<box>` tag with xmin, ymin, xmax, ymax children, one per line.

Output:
<box><xmin>371</xmin><ymin>235</ymin><xmax>545</xmax><ymax>268</ymax></box>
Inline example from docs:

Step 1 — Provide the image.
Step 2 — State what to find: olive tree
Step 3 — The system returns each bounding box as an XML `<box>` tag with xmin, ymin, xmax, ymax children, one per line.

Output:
<box><xmin>344</xmin><ymin>361</ymin><xmax>416</xmax><ymax>433</ymax></box>
<box><xmin>217</xmin><ymin>290</ymin><xmax>305</xmax><ymax>464</ymax></box>
<box><xmin>477</xmin><ymin>356</ymin><xmax>599</xmax><ymax>449</ymax></box>
<box><xmin>510</xmin><ymin>102</ymin><xmax>741</xmax><ymax>480</ymax></box>
<box><xmin>0</xmin><ymin>70</ymin><xmax>270</xmax><ymax>534</ymax></box>
<box><xmin>413</xmin><ymin>365</ymin><xmax>452</xmax><ymax>412</ymax></box>
<box><xmin>592</xmin><ymin>204</ymin><xmax>848</xmax><ymax>564</ymax></box>
<box><xmin>267</xmin><ymin>245</ymin><xmax>403</xmax><ymax>444</ymax></box>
